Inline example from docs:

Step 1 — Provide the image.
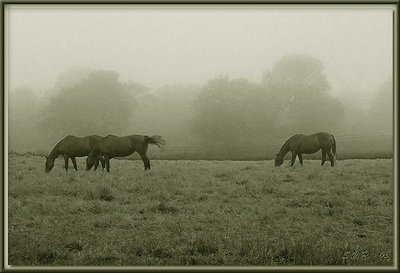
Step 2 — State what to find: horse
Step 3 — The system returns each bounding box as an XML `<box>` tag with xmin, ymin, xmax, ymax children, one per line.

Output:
<box><xmin>45</xmin><ymin>135</ymin><xmax>106</xmax><ymax>173</ymax></box>
<box><xmin>274</xmin><ymin>132</ymin><xmax>336</xmax><ymax>167</ymax></box>
<box><xmin>86</xmin><ymin>135</ymin><xmax>166</xmax><ymax>172</ymax></box>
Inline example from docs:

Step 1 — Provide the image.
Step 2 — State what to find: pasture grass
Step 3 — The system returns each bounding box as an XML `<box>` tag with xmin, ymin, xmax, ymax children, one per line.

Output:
<box><xmin>7</xmin><ymin>154</ymin><xmax>394</xmax><ymax>266</ymax></box>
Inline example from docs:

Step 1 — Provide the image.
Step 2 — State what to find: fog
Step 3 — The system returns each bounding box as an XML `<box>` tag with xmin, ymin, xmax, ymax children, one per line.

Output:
<box><xmin>6</xmin><ymin>5</ymin><xmax>394</xmax><ymax>159</ymax></box>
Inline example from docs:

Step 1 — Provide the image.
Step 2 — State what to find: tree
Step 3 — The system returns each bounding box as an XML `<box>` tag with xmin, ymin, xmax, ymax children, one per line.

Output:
<box><xmin>336</xmin><ymin>87</ymin><xmax>370</xmax><ymax>135</ymax></box>
<box><xmin>53</xmin><ymin>66</ymin><xmax>92</xmax><ymax>92</ymax></box>
<box><xmin>8</xmin><ymin>87</ymin><xmax>41</xmax><ymax>152</ymax></box>
<box><xmin>368</xmin><ymin>78</ymin><xmax>392</xmax><ymax>133</ymax></box>
<box><xmin>265</xmin><ymin>54</ymin><xmax>330</xmax><ymax>96</ymax></box>
<box><xmin>40</xmin><ymin>70</ymin><xmax>137</xmax><ymax>141</ymax></box>
<box><xmin>192</xmin><ymin>76</ymin><xmax>278</xmax><ymax>149</ymax></box>
<box><xmin>264</xmin><ymin>54</ymin><xmax>344</xmax><ymax>136</ymax></box>
<box><xmin>127</xmin><ymin>83</ymin><xmax>201</xmax><ymax>146</ymax></box>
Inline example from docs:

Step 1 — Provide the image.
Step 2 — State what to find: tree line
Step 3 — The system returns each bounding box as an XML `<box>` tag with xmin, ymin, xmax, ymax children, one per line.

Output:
<box><xmin>8</xmin><ymin>54</ymin><xmax>392</xmax><ymax>158</ymax></box>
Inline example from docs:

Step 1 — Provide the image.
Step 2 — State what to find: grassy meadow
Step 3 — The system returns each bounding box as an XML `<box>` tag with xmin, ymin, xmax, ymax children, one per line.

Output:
<box><xmin>7</xmin><ymin>153</ymin><xmax>394</xmax><ymax>266</ymax></box>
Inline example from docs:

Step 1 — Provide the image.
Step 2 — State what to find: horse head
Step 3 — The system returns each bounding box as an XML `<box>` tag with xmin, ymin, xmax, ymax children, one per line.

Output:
<box><xmin>45</xmin><ymin>156</ymin><xmax>55</xmax><ymax>173</ymax></box>
<box><xmin>86</xmin><ymin>154</ymin><xmax>95</xmax><ymax>170</ymax></box>
<box><xmin>274</xmin><ymin>153</ymin><xmax>283</xmax><ymax>167</ymax></box>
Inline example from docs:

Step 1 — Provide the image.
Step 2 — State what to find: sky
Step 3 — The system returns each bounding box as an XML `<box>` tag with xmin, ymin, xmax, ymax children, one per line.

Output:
<box><xmin>6</xmin><ymin>5</ymin><xmax>394</xmax><ymax>99</ymax></box>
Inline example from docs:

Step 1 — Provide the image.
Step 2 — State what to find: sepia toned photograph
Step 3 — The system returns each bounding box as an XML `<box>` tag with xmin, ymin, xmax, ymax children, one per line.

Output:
<box><xmin>3</xmin><ymin>2</ymin><xmax>397</xmax><ymax>270</ymax></box>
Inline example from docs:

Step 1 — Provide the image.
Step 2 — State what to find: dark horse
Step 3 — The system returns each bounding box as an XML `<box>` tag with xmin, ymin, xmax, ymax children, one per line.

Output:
<box><xmin>86</xmin><ymin>135</ymin><xmax>166</xmax><ymax>172</ymax></box>
<box><xmin>45</xmin><ymin>135</ymin><xmax>106</xmax><ymax>173</ymax></box>
<box><xmin>275</xmin><ymin>132</ymin><xmax>336</xmax><ymax>167</ymax></box>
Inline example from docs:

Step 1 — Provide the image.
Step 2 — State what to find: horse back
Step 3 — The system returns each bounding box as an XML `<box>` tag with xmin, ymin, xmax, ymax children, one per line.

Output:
<box><xmin>96</xmin><ymin>135</ymin><xmax>143</xmax><ymax>157</ymax></box>
<box><xmin>129</xmin><ymin>135</ymin><xmax>147</xmax><ymax>145</ymax></box>
<box><xmin>58</xmin><ymin>135</ymin><xmax>93</xmax><ymax>156</ymax></box>
<box><xmin>88</xmin><ymin>135</ymin><xmax>104</xmax><ymax>148</ymax></box>
<box><xmin>315</xmin><ymin>132</ymin><xmax>333</xmax><ymax>142</ymax></box>
<box><xmin>291</xmin><ymin>134</ymin><xmax>320</xmax><ymax>154</ymax></box>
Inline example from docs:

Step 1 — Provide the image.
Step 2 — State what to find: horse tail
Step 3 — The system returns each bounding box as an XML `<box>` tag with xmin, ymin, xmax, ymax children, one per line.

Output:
<box><xmin>331</xmin><ymin>134</ymin><xmax>337</xmax><ymax>162</ymax></box>
<box><xmin>145</xmin><ymin>135</ymin><xmax>166</xmax><ymax>150</ymax></box>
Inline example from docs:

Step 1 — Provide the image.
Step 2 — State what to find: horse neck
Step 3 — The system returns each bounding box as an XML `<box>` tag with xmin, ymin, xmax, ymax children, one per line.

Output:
<box><xmin>89</xmin><ymin>146</ymin><xmax>100</xmax><ymax>157</ymax></box>
<box><xmin>48</xmin><ymin>146</ymin><xmax>61</xmax><ymax>161</ymax></box>
<box><xmin>278</xmin><ymin>142</ymin><xmax>291</xmax><ymax>158</ymax></box>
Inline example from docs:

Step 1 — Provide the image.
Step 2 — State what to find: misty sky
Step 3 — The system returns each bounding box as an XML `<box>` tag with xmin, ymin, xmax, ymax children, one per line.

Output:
<box><xmin>6</xmin><ymin>5</ymin><xmax>393</xmax><ymax>98</ymax></box>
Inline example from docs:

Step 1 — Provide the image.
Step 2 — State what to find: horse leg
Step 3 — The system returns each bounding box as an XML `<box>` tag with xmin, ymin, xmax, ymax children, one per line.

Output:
<box><xmin>64</xmin><ymin>156</ymin><xmax>69</xmax><ymax>172</ymax></box>
<box><xmin>99</xmin><ymin>156</ymin><xmax>106</xmax><ymax>171</ymax></box>
<box><xmin>94</xmin><ymin>158</ymin><xmax>99</xmax><ymax>171</ymax></box>
<box><xmin>139</xmin><ymin>152</ymin><xmax>151</xmax><ymax>170</ymax></box>
<box><xmin>298</xmin><ymin>154</ymin><xmax>303</xmax><ymax>166</ymax></box>
<box><xmin>327</xmin><ymin>151</ymin><xmax>334</xmax><ymax>167</ymax></box>
<box><xmin>105</xmin><ymin>156</ymin><xmax>110</xmax><ymax>172</ymax></box>
<box><xmin>71</xmin><ymin>157</ymin><xmax>78</xmax><ymax>171</ymax></box>
<box><xmin>290</xmin><ymin>152</ymin><xmax>297</xmax><ymax>166</ymax></box>
<box><xmin>321</xmin><ymin>151</ymin><xmax>327</xmax><ymax>166</ymax></box>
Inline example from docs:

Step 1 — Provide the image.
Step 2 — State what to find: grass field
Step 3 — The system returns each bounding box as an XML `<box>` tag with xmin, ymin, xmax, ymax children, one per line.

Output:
<box><xmin>7</xmin><ymin>153</ymin><xmax>394</xmax><ymax>266</ymax></box>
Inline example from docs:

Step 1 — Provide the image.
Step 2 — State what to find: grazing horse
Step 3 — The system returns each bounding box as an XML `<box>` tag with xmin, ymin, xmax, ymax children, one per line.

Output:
<box><xmin>274</xmin><ymin>132</ymin><xmax>336</xmax><ymax>167</ymax></box>
<box><xmin>86</xmin><ymin>135</ymin><xmax>166</xmax><ymax>172</ymax></box>
<box><xmin>45</xmin><ymin>135</ymin><xmax>106</xmax><ymax>173</ymax></box>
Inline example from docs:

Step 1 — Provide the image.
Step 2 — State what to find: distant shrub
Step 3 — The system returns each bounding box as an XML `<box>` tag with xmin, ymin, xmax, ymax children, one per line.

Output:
<box><xmin>365</xmin><ymin>196</ymin><xmax>378</xmax><ymax>206</ymax></box>
<box><xmin>93</xmin><ymin>220</ymin><xmax>112</xmax><ymax>229</ymax></box>
<box><xmin>352</xmin><ymin>218</ymin><xmax>366</xmax><ymax>226</ymax></box>
<box><xmin>83</xmin><ymin>190</ymin><xmax>95</xmax><ymax>201</ymax></box>
<box><xmin>152</xmin><ymin>246</ymin><xmax>173</xmax><ymax>259</ymax></box>
<box><xmin>9</xmin><ymin>151</ymin><xmax>47</xmax><ymax>157</ymax></box>
<box><xmin>99</xmin><ymin>187</ymin><xmax>114</xmax><ymax>202</ymax></box>
<box><xmin>91</xmin><ymin>256</ymin><xmax>119</xmax><ymax>265</ymax></box>
<box><xmin>88</xmin><ymin>203</ymin><xmax>102</xmax><ymax>214</ymax></box>
<box><xmin>188</xmin><ymin>237</ymin><xmax>219</xmax><ymax>256</ymax></box>
<box><xmin>65</xmin><ymin>241</ymin><xmax>83</xmax><ymax>252</ymax></box>
<box><xmin>36</xmin><ymin>250</ymin><xmax>58</xmax><ymax>265</ymax></box>
<box><xmin>215</xmin><ymin>172</ymin><xmax>231</xmax><ymax>181</ymax></box>
<box><xmin>152</xmin><ymin>202</ymin><xmax>180</xmax><ymax>214</ymax></box>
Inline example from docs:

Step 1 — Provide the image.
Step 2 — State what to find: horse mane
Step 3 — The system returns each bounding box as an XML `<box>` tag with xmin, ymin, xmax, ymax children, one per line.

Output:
<box><xmin>96</xmin><ymin>135</ymin><xmax>116</xmax><ymax>145</ymax></box>
<box><xmin>48</xmin><ymin>136</ymin><xmax>70</xmax><ymax>160</ymax></box>
<box><xmin>89</xmin><ymin>135</ymin><xmax>114</xmax><ymax>156</ymax></box>
<box><xmin>279</xmin><ymin>134</ymin><xmax>300</xmax><ymax>154</ymax></box>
